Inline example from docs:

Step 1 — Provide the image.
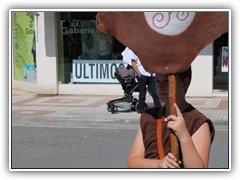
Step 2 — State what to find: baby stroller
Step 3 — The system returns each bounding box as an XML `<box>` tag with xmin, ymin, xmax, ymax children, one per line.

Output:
<box><xmin>107</xmin><ymin>65</ymin><xmax>139</xmax><ymax>113</ymax></box>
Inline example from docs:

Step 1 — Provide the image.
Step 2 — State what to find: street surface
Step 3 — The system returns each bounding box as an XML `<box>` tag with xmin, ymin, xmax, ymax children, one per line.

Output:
<box><xmin>11</xmin><ymin>92</ymin><xmax>229</xmax><ymax>170</ymax></box>
<box><xmin>11</xmin><ymin>123</ymin><xmax>229</xmax><ymax>169</ymax></box>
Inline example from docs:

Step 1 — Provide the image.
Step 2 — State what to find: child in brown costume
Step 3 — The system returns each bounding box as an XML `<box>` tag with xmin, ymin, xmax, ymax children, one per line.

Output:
<box><xmin>128</xmin><ymin>67</ymin><xmax>215</xmax><ymax>168</ymax></box>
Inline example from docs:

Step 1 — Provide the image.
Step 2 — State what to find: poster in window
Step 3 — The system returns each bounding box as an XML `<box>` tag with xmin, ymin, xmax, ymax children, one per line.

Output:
<box><xmin>221</xmin><ymin>46</ymin><xmax>228</xmax><ymax>72</ymax></box>
<box><xmin>13</xmin><ymin>12</ymin><xmax>36</xmax><ymax>81</ymax></box>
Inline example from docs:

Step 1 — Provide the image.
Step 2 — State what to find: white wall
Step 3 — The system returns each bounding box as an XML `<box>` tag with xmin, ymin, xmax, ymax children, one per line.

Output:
<box><xmin>36</xmin><ymin>12</ymin><xmax>58</xmax><ymax>94</ymax></box>
<box><xmin>187</xmin><ymin>43</ymin><xmax>213</xmax><ymax>97</ymax></box>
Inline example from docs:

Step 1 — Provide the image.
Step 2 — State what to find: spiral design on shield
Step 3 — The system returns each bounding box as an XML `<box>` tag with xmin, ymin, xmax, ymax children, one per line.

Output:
<box><xmin>152</xmin><ymin>12</ymin><xmax>171</xmax><ymax>29</ymax></box>
<box><xmin>176</xmin><ymin>12</ymin><xmax>189</xmax><ymax>21</ymax></box>
<box><xmin>144</xmin><ymin>12</ymin><xmax>196</xmax><ymax>36</ymax></box>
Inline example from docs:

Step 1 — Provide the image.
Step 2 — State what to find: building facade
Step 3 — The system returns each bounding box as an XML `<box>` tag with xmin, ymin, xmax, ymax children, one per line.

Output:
<box><xmin>11</xmin><ymin>11</ymin><xmax>229</xmax><ymax>97</ymax></box>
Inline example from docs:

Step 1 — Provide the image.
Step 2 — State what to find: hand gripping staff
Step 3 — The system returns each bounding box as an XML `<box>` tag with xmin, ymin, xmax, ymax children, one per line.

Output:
<box><xmin>96</xmin><ymin>11</ymin><xmax>229</xmax><ymax>162</ymax></box>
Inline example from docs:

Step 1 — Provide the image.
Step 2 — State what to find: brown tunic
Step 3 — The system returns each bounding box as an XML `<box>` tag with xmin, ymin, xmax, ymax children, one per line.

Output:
<box><xmin>140</xmin><ymin>104</ymin><xmax>215</xmax><ymax>166</ymax></box>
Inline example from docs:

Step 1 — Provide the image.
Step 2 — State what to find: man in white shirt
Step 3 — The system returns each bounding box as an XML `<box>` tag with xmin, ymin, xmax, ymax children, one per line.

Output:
<box><xmin>123</xmin><ymin>47</ymin><xmax>161</xmax><ymax>113</ymax></box>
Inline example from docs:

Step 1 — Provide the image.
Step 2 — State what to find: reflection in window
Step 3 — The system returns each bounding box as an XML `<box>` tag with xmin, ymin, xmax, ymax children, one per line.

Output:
<box><xmin>58</xmin><ymin>12</ymin><xmax>125</xmax><ymax>84</ymax></box>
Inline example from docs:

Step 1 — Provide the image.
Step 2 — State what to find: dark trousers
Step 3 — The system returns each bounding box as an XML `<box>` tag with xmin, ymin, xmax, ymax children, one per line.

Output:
<box><xmin>137</xmin><ymin>75</ymin><xmax>161</xmax><ymax>111</ymax></box>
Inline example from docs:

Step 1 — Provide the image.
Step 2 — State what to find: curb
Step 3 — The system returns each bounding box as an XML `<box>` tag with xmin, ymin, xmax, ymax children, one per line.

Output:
<box><xmin>12</xmin><ymin>115</ymin><xmax>228</xmax><ymax>130</ymax></box>
<box><xmin>12</xmin><ymin>116</ymin><xmax>140</xmax><ymax>129</ymax></box>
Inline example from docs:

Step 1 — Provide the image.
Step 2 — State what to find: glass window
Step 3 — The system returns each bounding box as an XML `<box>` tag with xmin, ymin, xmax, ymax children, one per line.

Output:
<box><xmin>213</xmin><ymin>32</ymin><xmax>229</xmax><ymax>90</ymax></box>
<box><xmin>58</xmin><ymin>12</ymin><xmax>126</xmax><ymax>84</ymax></box>
<box><xmin>12</xmin><ymin>12</ymin><xmax>37</xmax><ymax>82</ymax></box>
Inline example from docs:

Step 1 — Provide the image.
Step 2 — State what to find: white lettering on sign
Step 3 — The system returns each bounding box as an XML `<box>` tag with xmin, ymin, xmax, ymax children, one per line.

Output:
<box><xmin>72</xmin><ymin>60</ymin><xmax>127</xmax><ymax>83</ymax></box>
<box><xmin>144</xmin><ymin>12</ymin><xmax>195</xmax><ymax>36</ymax></box>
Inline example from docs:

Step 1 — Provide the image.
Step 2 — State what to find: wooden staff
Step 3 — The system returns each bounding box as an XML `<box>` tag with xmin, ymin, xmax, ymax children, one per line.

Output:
<box><xmin>168</xmin><ymin>75</ymin><xmax>179</xmax><ymax>162</ymax></box>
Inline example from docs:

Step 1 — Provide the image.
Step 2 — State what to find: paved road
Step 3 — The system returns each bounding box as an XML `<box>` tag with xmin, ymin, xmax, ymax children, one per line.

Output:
<box><xmin>11</xmin><ymin>122</ymin><xmax>229</xmax><ymax>170</ymax></box>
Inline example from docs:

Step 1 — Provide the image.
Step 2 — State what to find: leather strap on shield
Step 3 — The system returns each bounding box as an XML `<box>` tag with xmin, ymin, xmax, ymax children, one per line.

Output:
<box><xmin>157</xmin><ymin>118</ymin><xmax>165</xmax><ymax>159</ymax></box>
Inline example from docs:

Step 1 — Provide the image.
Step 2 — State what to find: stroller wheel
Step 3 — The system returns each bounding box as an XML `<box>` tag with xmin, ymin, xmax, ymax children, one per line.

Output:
<box><xmin>111</xmin><ymin>107</ymin><xmax>118</xmax><ymax>114</ymax></box>
<box><xmin>107</xmin><ymin>104</ymin><xmax>118</xmax><ymax>114</ymax></box>
<box><xmin>131</xmin><ymin>99</ymin><xmax>138</xmax><ymax>111</ymax></box>
<box><xmin>107</xmin><ymin>105</ymin><xmax>112</xmax><ymax>112</ymax></box>
<box><xmin>134</xmin><ymin>101</ymin><xmax>139</xmax><ymax>111</ymax></box>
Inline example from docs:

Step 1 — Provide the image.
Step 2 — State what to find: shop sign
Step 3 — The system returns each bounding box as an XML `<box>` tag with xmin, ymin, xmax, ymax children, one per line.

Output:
<box><xmin>72</xmin><ymin>60</ymin><xmax>126</xmax><ymax>83</ymax></box>
<box><xmin>221</xmin><ymin>46</ymin><xmax>228</xmax><ymax>72</ymax></box>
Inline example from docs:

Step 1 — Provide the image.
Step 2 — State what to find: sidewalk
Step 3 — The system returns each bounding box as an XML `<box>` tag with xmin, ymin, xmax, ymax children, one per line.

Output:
<box><xmin>11</xmin><ymin>89</ymin><xmax>229</xmax><ymax>128</ymax></box>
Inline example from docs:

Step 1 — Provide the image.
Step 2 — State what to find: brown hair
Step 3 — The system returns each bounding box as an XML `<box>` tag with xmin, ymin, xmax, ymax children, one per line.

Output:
<box><xmin>177</xmin><ymin>66</ymin><xmax>192</xmax><ymax>83</ymax></box>
<box><xmin>176</xmin><ymin>66</ymin><xmax>192</xmax><ymax>94</ymax></box>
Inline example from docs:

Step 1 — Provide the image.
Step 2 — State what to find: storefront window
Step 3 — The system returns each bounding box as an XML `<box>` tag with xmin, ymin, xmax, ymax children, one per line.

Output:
<box><xmin>12</xmin><ymin>12</ymin><xmax>37</xmax><ymax>82</ymax></box>
<box><xmin>213</xmin><ymin>32</ymin><xmax>229</xmax><ymax>90</ymax></box>
<box><xmin>58</xmin><ymin>12</ymin><xmax>125</xmax><ymax>84</ymax></box>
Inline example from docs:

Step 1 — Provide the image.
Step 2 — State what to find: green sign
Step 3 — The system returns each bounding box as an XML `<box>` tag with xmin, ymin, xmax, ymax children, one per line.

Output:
<box><xmin>13</xmin><ymin>12</ymin><xmax>35</xmax><ymax>81</ymax></box>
